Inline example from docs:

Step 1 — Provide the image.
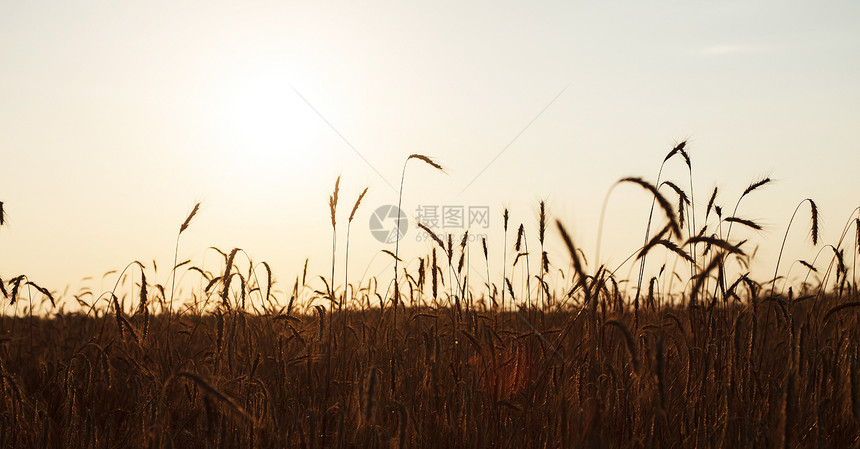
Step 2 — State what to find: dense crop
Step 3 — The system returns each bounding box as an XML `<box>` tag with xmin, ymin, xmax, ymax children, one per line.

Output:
<box><xmin>1</xmin><ymin>145</ymin><xmax>858</xmax><ymax>448</ymax></box>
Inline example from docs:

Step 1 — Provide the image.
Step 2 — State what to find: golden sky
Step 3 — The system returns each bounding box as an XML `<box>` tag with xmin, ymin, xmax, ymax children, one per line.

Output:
<box><xmin>1</xmin><ymin>1</ymin><xmax>858</xmax><ymax>308</ymax></box>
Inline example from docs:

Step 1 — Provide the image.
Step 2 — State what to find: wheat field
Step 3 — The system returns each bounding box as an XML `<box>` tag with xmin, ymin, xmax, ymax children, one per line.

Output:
<box><xmin>1</xmin><ymin>145</ymin><xmax>859</xmax><ymax>448</ymax></box>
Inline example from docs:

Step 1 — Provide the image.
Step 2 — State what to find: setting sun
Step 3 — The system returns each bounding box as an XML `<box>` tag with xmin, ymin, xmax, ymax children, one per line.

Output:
<box><xmin>211</xmin><ymin>63</ymin><xmax>329</xmax><ymax>181</ymax></box>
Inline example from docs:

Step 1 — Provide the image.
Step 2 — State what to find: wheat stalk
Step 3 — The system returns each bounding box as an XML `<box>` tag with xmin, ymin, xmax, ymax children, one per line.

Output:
<box><xmin>343</xmin><ymin>186</ymin><xmax>367</xmax><ymax>312</ymax></box>
<box><xmin>538</xmin><ymin>201</ymin><xmax>548</xmax><ymax>308</ymax></box>
<box><xmin>502</xmin><ymin>208</ymin><xmax>509</xmax><ymax>310</ymax></box>
<box><xmin>329</xmin><ymin>175</ymin><xmax>340</xmax><ymax>303</ymax></box>
<box><xmin>772</xmin><ymin>198</ymin><xmax>819</xmax><ymax>296</ymax></box>
<box><xmin>393</xmin><ymin>155</ymin><xmax>445</xmax><ymax>310</ymax></box>
<box><xmin>620</xmin><ymin>174</ymin><xmax>681</xmax><ymax>322</ymax></box>
<box><xmin>723</xmin><ymin>216</ymin><xmax>763</xmax><ymax>231</ymax></box>
<box><xmin>482</xmin><ymin>236</ymin><xmax>493</xmax><ymax>307</ymax></box>
<box><xmin>170</xmin><ymin>202</ymin><xmax>201</xmax><ymax>313</ymax></box>
<box><xmin>555</xmin><ymin>221</ymin><xmax>587</xmax><ymax>298</ymax></box>
<box><xmin>417</xmin><ymin>222</ymin><xmax>446</xmax><ymax>251</ymax></box>
<box><xmin>705</xmin><ymin>187</ymin><xmax>718</xmax><ymax>223</ymax></box>
<box><xmin>220</xmin><ymin>248</ymin><xmax>239</xmax><ymax>310</ymax></box>
<box><xmin>618</xmin><ymin>177</ymin><xmax>681</xmax><ymax>238</ymax></box>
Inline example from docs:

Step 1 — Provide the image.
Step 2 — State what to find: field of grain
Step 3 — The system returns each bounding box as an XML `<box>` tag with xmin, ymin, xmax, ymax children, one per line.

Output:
<box><xmin>1</xmin><ymin>147</ymin><xmax>859</xmax><ymax>448</ymax></box>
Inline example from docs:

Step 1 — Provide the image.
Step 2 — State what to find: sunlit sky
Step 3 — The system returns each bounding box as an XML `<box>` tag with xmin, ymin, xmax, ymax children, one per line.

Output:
<box><xmin>1</xmin><ymin>1</ymin><xmax>858</xmax><ymax>308</ymax></box>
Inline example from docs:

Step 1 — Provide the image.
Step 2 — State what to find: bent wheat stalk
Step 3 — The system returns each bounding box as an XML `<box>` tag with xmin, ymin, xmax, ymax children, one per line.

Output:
<box><xmin>170</xmin><ymin>202</ymin><xmax>200</xmax><ymax>313</ymax></box>
<box><xmin>393</xmin><ymin>155</ymin><xmax>444</xmax><ymax>309</ymax></box>
<box><xmin>771</xmin><ymin>198</ymin><xmax>819</xmax><ymax>297</ymax></box>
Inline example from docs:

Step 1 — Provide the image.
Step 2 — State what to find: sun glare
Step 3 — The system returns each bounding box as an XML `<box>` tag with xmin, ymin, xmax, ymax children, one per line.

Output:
<box><xmin>212</xmin><ymin>65</ymin><xmax>328</xmax><ymax>182</ymax></box>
